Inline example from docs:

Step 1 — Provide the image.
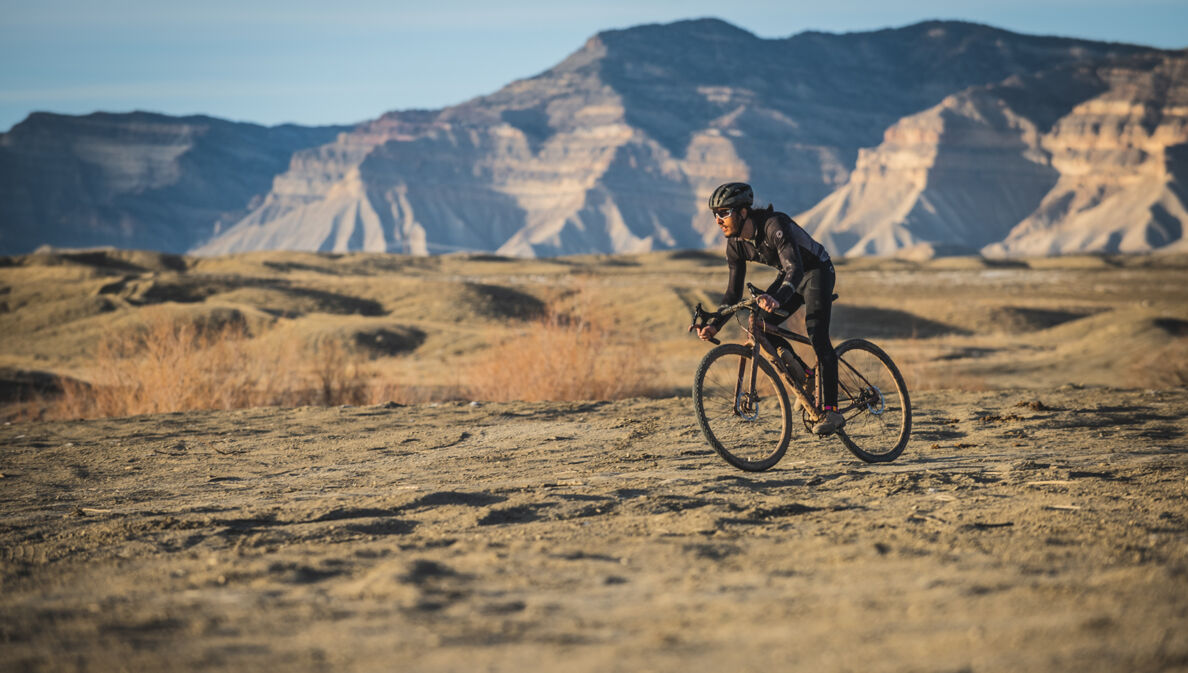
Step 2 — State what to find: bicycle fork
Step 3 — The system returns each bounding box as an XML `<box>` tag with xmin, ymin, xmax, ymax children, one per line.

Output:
<box><xmin>733</xmin><ymin>346</ymin><xmax>761</xmax><ymax>421</ymax></box>
<box><xmin>732</xmin><ymin>339</ymin><xmax>822</xmax><ymax>423</ymax></box>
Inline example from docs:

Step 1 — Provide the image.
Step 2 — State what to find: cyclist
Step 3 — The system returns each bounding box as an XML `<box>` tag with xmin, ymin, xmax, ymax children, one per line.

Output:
<box><xmin>696</xmin><ymin>182</ymin><xmax>843</xmax><ymax>435</ymax></box>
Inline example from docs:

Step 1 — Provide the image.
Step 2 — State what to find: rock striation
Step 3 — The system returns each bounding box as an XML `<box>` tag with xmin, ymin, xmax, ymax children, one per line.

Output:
<box><xmin>196</xmin><ymin>19</ymin><xmax>1155</xmax><ymax>257</ymax></box>
<box><xmin>800</xmin><ymin>52</ymin><xmax>1188</xmax><ymax>257</ymax></box>
<box><xmin>2</xmin><ymin>20</ymin><xmax>1182</xmax><ymax>258</ymax></box>
<box><xmin>0</xmin><ymin>112</ymin><xmax>346</xmax><ymax>254</ymax></box>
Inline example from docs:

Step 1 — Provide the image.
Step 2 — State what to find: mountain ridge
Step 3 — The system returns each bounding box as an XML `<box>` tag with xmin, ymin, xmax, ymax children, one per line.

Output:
<box><xmin>799</xmin><ymin>49</ymin><xmax>1188</xmax><ymax>257</ymax></box>
<box><xmin>199</xmin><ymin>18</ymin><xmax>1163</xmax><ymax>258</ymax></box>
<box><xmin>0</xmin><ymin>111</ymin><xmax>349</xmax><ymax>253</ymax></box>
<box><xmin>1</xmin><ymin>19</ymin><xmax>1182</xmax><ymax>259</ymax></box>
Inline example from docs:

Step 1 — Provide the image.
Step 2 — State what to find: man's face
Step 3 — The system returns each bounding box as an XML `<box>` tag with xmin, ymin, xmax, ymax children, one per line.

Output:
<box><xmin>715</xmin><ymin>207</ymin><xmax>742</xmax><ymax>237</ymax></box>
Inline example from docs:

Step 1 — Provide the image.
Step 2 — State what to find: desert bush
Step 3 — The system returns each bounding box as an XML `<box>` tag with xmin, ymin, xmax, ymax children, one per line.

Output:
<box><xmin>35</xmin><ymin>310</ymin><xmax>387</xmax><ymax>420</ymax></box>
<box><xmin>309</xmin><ymin>337</ymin><xmax>369</xmax><ymax>406</ymax></box>
<box><xmin>465</xmin><ymin>290</ymin><xmax>661</xmax><ymax>402</ymax></box>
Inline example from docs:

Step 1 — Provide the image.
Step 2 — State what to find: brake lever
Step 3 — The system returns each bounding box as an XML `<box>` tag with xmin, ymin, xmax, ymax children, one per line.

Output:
<box><xmin>689</xmin><ymin>303</ymin><xmax>721</xmax><ymax>345</ymax></box>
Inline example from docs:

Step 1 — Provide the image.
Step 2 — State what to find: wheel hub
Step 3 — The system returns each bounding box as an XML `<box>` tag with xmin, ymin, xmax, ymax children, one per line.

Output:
<box><xmin>863</xmin><ymin>386</ymin><xmax>886</xmax><ymax>415</ymax></box>
<box><xmin>736</xmin><ymin>392</ymin><xmax>760</xmax><ymax>421</ymax></box>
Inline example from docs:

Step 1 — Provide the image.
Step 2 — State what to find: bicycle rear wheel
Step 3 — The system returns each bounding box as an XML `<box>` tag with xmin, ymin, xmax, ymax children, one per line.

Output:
<box><xmin>693</xmin><ymin>344</ymin><xmax>792</xmax><ymax>472</ymax></box>
<box><xmin>834</xmin><ymin>339</ymin><xmax>911</xmax><ymax>463</ymax></box>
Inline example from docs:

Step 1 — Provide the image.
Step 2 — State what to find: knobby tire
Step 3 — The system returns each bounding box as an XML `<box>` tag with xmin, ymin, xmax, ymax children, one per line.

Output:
<box><xmin>833</xmin><ymin>338</ymin><xmax>912</xmax><ymax>463</ymax></box>
<box><xmin>693</xmin><ymin>344</ymin><xmax>792</xmax><ymax>472</ymax></box>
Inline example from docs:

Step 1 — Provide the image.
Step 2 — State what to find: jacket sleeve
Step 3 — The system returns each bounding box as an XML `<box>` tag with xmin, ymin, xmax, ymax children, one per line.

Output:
<box><xmin>766</xmin><ymin>217</ymin><xmax>805</xmax><ymax>308</ymax></box>
<box><xmin>713</xmin><ymin>241</ymin><xmax>746</xmax><ymax>328</ymax></box>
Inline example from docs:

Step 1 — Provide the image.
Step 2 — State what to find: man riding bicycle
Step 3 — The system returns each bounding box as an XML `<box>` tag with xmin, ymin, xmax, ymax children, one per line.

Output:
<box><xmin>696</xmin><ymin>182</ymin><xmax>844</xmax><ymax>435</ymax></box>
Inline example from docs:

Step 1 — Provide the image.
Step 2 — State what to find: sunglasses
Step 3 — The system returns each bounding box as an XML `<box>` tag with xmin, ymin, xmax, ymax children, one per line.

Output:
<box><xmin>713</xmin><ymin>208</ymin><xmax>734</xmax><ymax>219</ymax></box>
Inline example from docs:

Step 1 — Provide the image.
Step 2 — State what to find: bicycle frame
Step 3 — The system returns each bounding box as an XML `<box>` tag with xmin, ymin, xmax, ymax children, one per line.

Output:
<box><xmin>691</xmin><ymin>290</ymin><xmax>821</xmax><ymax>421</ymax></box>
<box><xmin>741</xmin><ymin>309</ymin><xmax>821</xmax><ymax>420</ymax></box>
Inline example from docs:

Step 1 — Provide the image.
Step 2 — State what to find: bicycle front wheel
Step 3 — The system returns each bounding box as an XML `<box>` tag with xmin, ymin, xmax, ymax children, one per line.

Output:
<box><xmin>834</xmin><ymin>339</ymin><xmax>911</xmax><ymax>463</ymax></box>
<box><xmin>693</xmin><ymin>344</ymin><xmax>792</xmax><ymax>472</ymax></box>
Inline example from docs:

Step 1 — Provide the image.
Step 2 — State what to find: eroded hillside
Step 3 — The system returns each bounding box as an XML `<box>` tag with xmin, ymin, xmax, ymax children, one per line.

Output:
<box><xmin>2</xmin><ymin>249</ymin><xmax>1186</xmax><ymax>416</ymax></box>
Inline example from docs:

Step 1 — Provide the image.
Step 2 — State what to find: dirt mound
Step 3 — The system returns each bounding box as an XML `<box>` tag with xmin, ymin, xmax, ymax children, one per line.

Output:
<box><xmin>389</xmin><ymin>282</ymin><xmax>546</xmax><ymax>323</ymax></box>
<box><xmin>7</xmin><ymin>248</ymin><xmax>188</xmax><ymax>274</ymax></box>
<box><xmin>1023</xmin><ymin>254</ymin><xmax>1119</xmax><ymax>270</ymax></box>
<box><xmin>832</xmin><ymin>305</ymin><xmax>969</xmax><ymax>339</ymax></box>
<box><xmin>834</xmin><ymin>257</ymin><xmax>921</xmax><ymax>272</ymax></box>
<box><xmin>657</xmin><ymin>249</ymin><xmax>723</xmax><ymax>265</ymax></box>
<box><xmin>441</xmin><ymin>252</ymin><xmax>517</xmax><ymax>263</ymax></box>
<box><xmin>96</xmin><ymin>276</ymin><xmax>385</xmax><ymax>316</ymax></box>
<box><xmin>121</xmin><ymin>305</ymin><xmax>255</xmax><ymax>334</ymax></box>
<box><xmin>253</xmin><ymin>318</ymin><xmax>427</xmax><ymax>358</ymax></box>
<box><xmin>351</xmin><ymin>325</ymin><xmax>427</xmax><ymax>356</ymax></box>
<box><xmin>0</xmin><ymin>295</ymin><xmax>119</xmax><ymax>334</ymax></box>
<box><xmin>1154</xmin><ymin>317</ymin><xmax>1188</xmax><ymax>336</ymax></box>
<box><xmin>982</xmin><ymin>306</ymin><xmax>1095</xmax><ymax>332</ymax></box>
<box><xmin>209</xmin><ymin>286</ymin><xmax>385</xmax><ymax>317</ymax></box>
<box><xmin>0</xmin><ymin>367</ymin><xmax>66</xmax><ymax>401</ymax></box>
<box><xmin>923</xmin><ymin>256</ymin><xmax>1029</xmax><ymax>271</ymax></box>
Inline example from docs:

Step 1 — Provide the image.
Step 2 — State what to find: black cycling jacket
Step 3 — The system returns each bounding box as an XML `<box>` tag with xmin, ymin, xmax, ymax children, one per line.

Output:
<box><xmin>718</xmin><ymin>209</ymin><xmax>831</xmax><ymax>319</ymax></box>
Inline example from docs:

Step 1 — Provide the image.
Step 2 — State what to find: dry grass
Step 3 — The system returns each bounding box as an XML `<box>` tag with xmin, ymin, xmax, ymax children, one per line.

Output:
<box><xmin>9</xmin><ymin>287</ymin><xmax>669</xmax><ymax>421</ymax></box>
<box><xmin>465</xmin><ymin>289</ymin><xmax>662</xmax><ymax>402</ymax></box>
<box><xmin>24</xmin><ymin>310</ymin><xmax>389</xmax><ymax>421</ymax></box>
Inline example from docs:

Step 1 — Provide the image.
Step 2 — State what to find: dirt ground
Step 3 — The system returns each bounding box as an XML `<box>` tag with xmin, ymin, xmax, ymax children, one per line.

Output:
<box><xmin>2</xmin><ymin>386</ymin><xmax>1187</xmax><ymax>672</ymax></box>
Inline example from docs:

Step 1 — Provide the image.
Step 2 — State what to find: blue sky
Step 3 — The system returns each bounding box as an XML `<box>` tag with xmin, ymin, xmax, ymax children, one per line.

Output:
<box><xmin>3</xmin><ymin>0</ymin><xmax>1186</xmax><ymax>132</ymax></box>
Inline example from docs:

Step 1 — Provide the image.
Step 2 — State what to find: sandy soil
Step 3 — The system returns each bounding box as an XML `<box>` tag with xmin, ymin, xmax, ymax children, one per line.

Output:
<box><xmin>2</xmin><ymin>387</ymin><xmax>1186</xmax><ymax>672</ymax></box>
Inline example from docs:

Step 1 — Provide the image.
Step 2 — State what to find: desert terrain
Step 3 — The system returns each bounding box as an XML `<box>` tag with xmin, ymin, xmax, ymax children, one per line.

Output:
<box><xmin>1</xmin><ymin>249</ymin><xmax>1187</xmax><ymax>671</ymax></box>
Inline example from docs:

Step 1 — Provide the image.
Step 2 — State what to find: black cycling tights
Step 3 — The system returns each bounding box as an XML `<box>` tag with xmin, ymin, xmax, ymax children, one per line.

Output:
<box><xmin>766</xmin><ymin>264</ymin><xmax>837</xmax><ymax>408</ymax></box>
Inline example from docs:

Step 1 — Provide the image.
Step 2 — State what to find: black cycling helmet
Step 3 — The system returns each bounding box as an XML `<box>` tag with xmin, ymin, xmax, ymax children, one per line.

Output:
<box><xmin>708</xmin><ymin>182</ymin><xmax>753</xmax><ymax>211</ymax></box>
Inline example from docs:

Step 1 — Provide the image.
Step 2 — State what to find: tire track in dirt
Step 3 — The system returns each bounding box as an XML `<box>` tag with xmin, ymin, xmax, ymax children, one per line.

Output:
<box><xmin>1</xmin><ymin>389</ymin><xmax>1186</xmax><ymax>672</ymax></box>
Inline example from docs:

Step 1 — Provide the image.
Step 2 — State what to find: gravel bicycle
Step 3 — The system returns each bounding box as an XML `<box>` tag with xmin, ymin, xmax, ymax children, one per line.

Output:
<box><xmin>689</xmin><ymin>283</ymin><xmax>911</xmax><ymax>471</ymax></box>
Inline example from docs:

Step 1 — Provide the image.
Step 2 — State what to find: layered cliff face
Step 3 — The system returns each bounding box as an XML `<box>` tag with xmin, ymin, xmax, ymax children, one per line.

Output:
<box><xmin>0</xmin><ymin>112</ymin><xmax>346</xmax><ymax>254</ymax></box>
<box><xmin>197</xmin><ymin>19</ymin><xmax>1152</xmax><ymax>257</ymax></box>
<box><xmin>799</xmin><ymin>53</ymin><xmax>1188</xmax><ymax>258</ymax></box>
<box><xmin>3</xmin><ymin>20</ymin><xmax>1179</xmax><ymax>259</ymax></box>
<box><xmin>986</xmin><ymin>53</ymin><xmax>1188</xmax><ymax>256</ymax></box>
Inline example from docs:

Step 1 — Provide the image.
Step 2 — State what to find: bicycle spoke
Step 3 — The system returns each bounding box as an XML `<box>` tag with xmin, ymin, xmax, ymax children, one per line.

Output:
<box><xmin>834</xmin><ymin>339</ymin><xmax>912</xmax><ymax>462</ymax></box>
<box><xmin>693</xmin><ymin>344</ymin><xmax>792</xmax><ymax>472</ymax></box>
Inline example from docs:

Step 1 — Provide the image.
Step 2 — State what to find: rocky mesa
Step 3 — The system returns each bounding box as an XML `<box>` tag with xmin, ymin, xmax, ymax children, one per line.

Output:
<box><xmin>0</xmin><ymin>112</ymin><xmax>347</xmax><ymax>254</ymax></box>
<box><xmin>198</xmin><ymin>19</ymin><xmax>1157</xmax><ymax>258</ymax></box>
<box><xmin>799</xmin><ymin>51</ymin><xmax>1188</xmax><ymax>258</ymax></box>
<box><xmin>1</xmin><ymin>19</ymin><xmax>1182</xmax><ymax>258</ymax></box>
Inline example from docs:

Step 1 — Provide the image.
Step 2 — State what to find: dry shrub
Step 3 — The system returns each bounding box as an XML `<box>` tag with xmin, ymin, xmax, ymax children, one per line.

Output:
<box><xmin>40</xmin><ymin>310</ymin><xmax>386</xmax><ymax>420</ymax></box>
<box><xmin>308</xmin><ymin>337</ymin><xmax>369</xmax><ymax>406</ymax></box>
<box><xmin>466</xmin><ymin>290</ymin><xmax>660</xmax><ymax>402</ymax></box>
